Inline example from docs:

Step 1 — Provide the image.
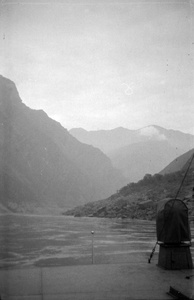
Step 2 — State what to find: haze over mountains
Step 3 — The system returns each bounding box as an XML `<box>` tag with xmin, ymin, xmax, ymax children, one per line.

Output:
<box><xmin>0</xmin><ymin>75</ymin><xmax>124</xmax><ymax>214</ymax></box>
<box><xmin>1</xmin><ymin>74</ymin><xmax>193</xmax><ymax>215</ymax></box>
<box><xmin>70</xmin><ymin>127</ymin><xmax>194</xmax><ymax>182</ymax></box>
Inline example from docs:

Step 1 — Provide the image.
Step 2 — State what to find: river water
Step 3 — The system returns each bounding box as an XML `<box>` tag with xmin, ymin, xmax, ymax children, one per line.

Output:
<box><xmin>0</xmin><ymin>214</ymin><xmax>193</xmax><ymax>269</ymax></box>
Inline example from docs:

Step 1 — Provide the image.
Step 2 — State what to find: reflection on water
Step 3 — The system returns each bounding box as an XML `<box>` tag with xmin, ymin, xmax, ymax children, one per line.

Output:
<box><xmin>0</xmin><ymin>214</ymin><xmax>193</xmax><ymax>269</ymax></box>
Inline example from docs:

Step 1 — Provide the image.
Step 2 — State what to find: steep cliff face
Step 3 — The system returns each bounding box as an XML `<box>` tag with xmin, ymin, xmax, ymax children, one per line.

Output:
<box><xmin>0</xmin><ymin>75</ymin><xmax>124</xmax><ymax>214</ymax></box>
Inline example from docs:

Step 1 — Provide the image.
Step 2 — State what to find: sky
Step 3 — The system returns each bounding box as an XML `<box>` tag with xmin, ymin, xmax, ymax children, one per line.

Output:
<box><xmin>0</xmin><ymin>0</ymin><xmax>194</xmax><ymax>134</ymax></box>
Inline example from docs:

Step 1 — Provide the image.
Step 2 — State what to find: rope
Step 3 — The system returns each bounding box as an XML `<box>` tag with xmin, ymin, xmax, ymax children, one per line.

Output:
<box><xmin>148</xmin><ymin>241</ymin><xmax>158</xmax><ymax>263</ymax></box>
<box><xmin>148</xmin><ymin>152</ymin><xmax>194</xmax><ymax>264</ymax></box>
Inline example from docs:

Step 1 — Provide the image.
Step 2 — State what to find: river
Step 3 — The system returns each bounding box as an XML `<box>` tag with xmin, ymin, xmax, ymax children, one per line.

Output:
<box><xmin>0</xmin><ymin>214</ymin><xmax>193</xmax><ymax>269</ymax></box>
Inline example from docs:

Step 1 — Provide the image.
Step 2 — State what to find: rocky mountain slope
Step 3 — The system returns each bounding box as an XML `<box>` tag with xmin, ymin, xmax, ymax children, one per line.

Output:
<box><xmin>70</xmin><ymin>126</ymin><xmax>194</xmax><ymax>182</ymax></box>
<box><xmin>160</xmin><ymin>148</ymin><xmax>194</xmax><ymax>175</ymax></box>
<box><xmin>64</xmin><ymin>151</ymin><xmax>194</xmax><ymax>220</ymax></box>
<box><xmin>0</xmin><ymin>75</ymin><xmax>124</xmax><ymax>214</ymax></box>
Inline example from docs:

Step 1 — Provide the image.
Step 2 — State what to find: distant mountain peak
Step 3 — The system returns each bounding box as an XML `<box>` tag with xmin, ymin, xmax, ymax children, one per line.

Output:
<box><xmin>71</xmin><ymin>127</ymin><xmax>87</xmax><ymax>132</ymax></box>
<box><xmin>138</xmin><ymin>125</ymin><xmax>167</xmax><ymax>141</ymax></box>
<box><xmin>110</xmin><ymin>126</ymin><xmax>132</xmax><ymax>132</ymax></box>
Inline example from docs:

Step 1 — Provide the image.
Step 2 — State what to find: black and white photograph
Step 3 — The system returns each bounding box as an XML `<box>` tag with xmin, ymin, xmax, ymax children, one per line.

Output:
<box><xmin>0</xmin><ymin>0</ymin><xmax>194</xmax><ymax>299</ymax></box>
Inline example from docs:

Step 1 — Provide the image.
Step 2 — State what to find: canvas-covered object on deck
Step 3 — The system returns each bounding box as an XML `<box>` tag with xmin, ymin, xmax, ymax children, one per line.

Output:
<box><xmin>156</xmin><ymin>198</ymin><xmax>191</xmax><ymax>244</ymax></box>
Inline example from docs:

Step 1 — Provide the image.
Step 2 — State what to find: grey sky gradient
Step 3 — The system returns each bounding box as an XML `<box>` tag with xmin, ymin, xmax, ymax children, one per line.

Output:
<box><xmin>1</xmin><ymin>0</ymin><xmax>194</xmax><ymax>134</ymax></box>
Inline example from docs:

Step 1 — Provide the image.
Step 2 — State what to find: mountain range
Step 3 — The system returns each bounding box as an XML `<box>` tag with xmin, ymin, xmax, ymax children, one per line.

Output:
<box><xmin>0</xmin><ymin>75</ymin><xmax>124</xmax><ymax>214</ymax></box>
<box><xmin>70</xmin><ymin>126</ymin><xmax>194</xmax><ymax>182</ymax></box>
<box><xmin>1</xmin><ymin>74</ymin><xmax>193</xmax><ymax>216</ymax></box>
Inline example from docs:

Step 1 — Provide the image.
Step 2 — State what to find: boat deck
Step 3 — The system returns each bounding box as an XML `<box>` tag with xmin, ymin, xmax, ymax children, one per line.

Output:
<box><xmin>0</xmin><ymin>253</ymin><xmax>194</xmax><ymax>300</ymax></box>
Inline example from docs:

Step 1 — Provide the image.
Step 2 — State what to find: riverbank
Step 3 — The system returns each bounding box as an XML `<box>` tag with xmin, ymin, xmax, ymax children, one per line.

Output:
<box><xmin>64</xmin><ymin>196</ymin><xmax>192</xmax><ymax>221</ymax></box>
<box><xmin>64</xmin><ymin>168</ymin><xmax>194</xmax><ymax>220</ymax></box>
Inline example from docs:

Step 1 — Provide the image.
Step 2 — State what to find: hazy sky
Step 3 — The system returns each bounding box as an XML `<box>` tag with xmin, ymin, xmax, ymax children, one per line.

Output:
<box><xmin>1</xmin><ymin>0</ymin><xmax>194</xmax><ymax>134</ymax></box>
